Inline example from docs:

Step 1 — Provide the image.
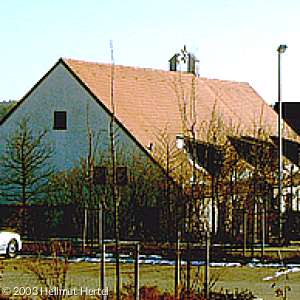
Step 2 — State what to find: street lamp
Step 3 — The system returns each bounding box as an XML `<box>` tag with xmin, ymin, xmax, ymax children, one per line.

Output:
<box><xmin>277</xmin><ymin>44</ymin><xmax>287</xmax><ymax>244</ymax></box>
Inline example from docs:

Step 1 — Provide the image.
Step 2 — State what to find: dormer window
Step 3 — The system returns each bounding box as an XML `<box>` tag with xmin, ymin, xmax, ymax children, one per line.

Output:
<box><xmin>53</xmin><ymin>111</ymin><xmax>67</xmax><ymax>130</ymax></box>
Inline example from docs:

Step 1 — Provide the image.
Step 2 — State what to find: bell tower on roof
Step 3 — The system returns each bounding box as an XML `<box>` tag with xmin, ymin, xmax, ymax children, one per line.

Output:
<box><xmin>169</xmin><ymin>45</ymin><xmax>200</xmax><ymax>76</ymax></box>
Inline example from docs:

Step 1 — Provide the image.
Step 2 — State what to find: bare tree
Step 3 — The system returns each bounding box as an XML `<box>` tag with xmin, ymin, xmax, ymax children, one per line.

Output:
<box><xmin>0</xmin><ymin>118</ymin><xmax>54</xmax><ymax>235</ymax></box>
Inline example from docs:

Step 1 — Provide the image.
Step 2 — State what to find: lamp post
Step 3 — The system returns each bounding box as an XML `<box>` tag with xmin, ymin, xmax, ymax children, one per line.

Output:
<box><xmin>277</xmin><ymin>44</ymin><xmax>287</xmax><ymax>245</ymax></box>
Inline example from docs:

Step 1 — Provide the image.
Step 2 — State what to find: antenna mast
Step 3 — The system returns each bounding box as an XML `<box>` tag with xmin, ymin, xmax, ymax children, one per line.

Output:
<box><xmin>110</xmin><ymin>40</ymin><xmax>120</xmax><ymax>300</ymax></box>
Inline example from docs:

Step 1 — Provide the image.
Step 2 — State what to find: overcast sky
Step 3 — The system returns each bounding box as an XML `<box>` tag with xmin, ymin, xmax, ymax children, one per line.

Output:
<box><xmin>1</xmin><ymin>0</ymin><xmax>299</xmax><ymax>105</ymax></box>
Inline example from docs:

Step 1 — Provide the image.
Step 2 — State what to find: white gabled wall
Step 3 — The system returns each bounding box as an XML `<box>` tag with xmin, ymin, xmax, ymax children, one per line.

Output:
<box><xmin>0</xmin><ymin>62</ymin><xmax>150</xmax><ymax>174</ymax></box>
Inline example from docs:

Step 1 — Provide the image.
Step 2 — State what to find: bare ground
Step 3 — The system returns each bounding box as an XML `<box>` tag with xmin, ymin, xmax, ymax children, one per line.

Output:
<box><xmin>1</xmin><ymin>257</ymin><xmax>300</xmax><ymax>299</ymax></box>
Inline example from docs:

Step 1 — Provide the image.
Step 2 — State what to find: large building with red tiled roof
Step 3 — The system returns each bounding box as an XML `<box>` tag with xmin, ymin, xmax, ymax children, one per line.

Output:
<box><xmin>1</xmin><ymin>56</ymin><xmax>296</xmax><ymax>170</ymax></box>
<box><xmin>1</xmin><ymin>55</ymin><xmax>299</xmax><ymax>241</ymax></box>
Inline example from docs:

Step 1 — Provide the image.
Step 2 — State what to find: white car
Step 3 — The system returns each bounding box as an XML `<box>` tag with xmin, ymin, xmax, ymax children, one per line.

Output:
<box><xmin>0</xmin><ymin>230</ymin><xmax>22</xmax><ymax>258</ymax></box>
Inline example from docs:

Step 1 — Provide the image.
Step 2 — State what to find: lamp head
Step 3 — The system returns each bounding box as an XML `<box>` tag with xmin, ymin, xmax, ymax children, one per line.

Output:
<box><xmin>277</xmin><ymin>45</ymin><xmax>288</xmax><ymax>53</ymax></box>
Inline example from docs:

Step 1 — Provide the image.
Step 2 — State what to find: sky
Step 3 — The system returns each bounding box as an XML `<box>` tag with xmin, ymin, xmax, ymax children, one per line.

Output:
<box><xmin>1</xmin><ymin>0</ymin><xmax>299</xmax><ymax>105</ymax></box>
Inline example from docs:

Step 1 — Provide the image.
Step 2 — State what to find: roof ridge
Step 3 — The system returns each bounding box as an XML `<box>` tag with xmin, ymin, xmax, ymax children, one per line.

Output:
<box><xmin>63</xmin><ymin>57</ymin><xmax>249</xmax><ymax>85</ymax></box>
<box><xmin>200</xmin><ymin>76</ymin><xmax>250</xmax><ymax>85</ymax></box>
<box><xmin>63</xmin><ymin>57</ymin><xmax>170</xmax><ymax>74</ymax></box>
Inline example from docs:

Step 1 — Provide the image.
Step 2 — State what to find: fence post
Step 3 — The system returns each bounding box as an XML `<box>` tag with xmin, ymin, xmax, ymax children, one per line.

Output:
<box><xmin>99</xmin><ymin>203</ymin><xmax>105</xmax><ymax>299</ymax></box>
<box><xmin>101</xmin><ymin>244</ymin><xmax>106</xmax><ymax>299</ymax></box>
<box><xmin>134</xmin><ymin>243</ymin><xmax>140</xmax><ymax>300</ymax></box>
<box><xmin>261</xmin><ymin>207</ymin><xmax>265</xmax><ymax>259</ymax></box>
<box><xmin>243</xmin><ymin>212</ymin><xmax>247</xmax><ymax>258</ymax></box>
<box><xmin>205</xmin><ymin>231</ymin><xmax>210</xmax><ymax>300</ymax></box>
<box><xmin>175</xmin><ymin>231</ymin><xmax>181</xmax><ymax>297</ymax></box>
<box><xmin>83</xmin><ymin>204</ymin><xmax>88</xmax><ymax>253</ymax></box>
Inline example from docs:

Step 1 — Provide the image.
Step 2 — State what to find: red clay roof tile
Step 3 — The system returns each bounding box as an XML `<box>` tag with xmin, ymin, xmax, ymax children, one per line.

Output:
<box><xmin>63</xmin><ymin>58</ymin><xmax>298</xmax><ymax>152</ymax></box>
